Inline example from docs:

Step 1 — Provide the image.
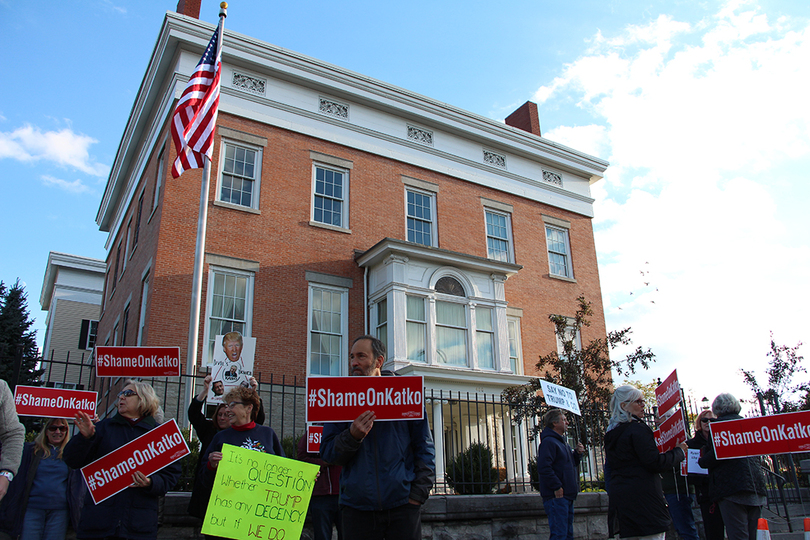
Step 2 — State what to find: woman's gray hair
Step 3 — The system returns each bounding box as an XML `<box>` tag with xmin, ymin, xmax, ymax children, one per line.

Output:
<box><xmin>712</xmin><ymin>393</ymin><xmax>741</xmax><ymax>416</ymax></box>
<box><xmin>607</xmin><ymin>385</ymin><xmax>643</xmax><ymax>431</ymax></box>
<box><xmin>127</xmin><ymin>379</ymin><xmax>165</xmax><ymax>423</ymax></box>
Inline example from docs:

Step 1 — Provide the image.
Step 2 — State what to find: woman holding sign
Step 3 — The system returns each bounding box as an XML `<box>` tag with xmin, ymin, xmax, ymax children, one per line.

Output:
<box><xmin>604</xmin><ymin>385</ymin><xmax>687</xmax><ymax>540</ymax></box>
<box><xmin>64</xmin><ymin>380</ymin><xmax>181</xmax><ymax>540</ymax></box>
<box><xmin>0</xmin><ymin>417</ymin><xmax>82</xmax><ymax>540</ymax></box>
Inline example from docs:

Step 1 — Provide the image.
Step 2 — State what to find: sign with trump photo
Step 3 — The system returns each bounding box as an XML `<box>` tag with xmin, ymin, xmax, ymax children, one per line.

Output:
<box><xmin>208</xmin><ymin>332</ymin><xmax>255</xmax><ymax>406</ymax></box>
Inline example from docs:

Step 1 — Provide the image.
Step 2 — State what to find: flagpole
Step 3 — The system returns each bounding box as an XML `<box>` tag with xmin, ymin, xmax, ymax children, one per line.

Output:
<box><xmin>185</xmin><ymin>3</ymin><xmax>227</xmax><ymax>427</ymax></box>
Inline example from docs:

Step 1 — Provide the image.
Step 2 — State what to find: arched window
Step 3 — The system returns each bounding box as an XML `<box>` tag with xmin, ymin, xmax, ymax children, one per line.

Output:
<box><xmin>435</xmin><ymin>276</ymin><xmax>466</xmax><ymax>297</ymax></box>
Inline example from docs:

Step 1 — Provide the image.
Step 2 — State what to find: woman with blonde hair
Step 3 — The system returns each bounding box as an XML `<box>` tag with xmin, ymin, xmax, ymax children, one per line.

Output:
<box><xmin>0</xmin><ymin>417</ymin><xmax>83</xmax><ymax>539</ymax></box>
<box><xmin>64</xmin><ymin>380</ymin><xmax>180</xmax><ymax>540</ymax></box>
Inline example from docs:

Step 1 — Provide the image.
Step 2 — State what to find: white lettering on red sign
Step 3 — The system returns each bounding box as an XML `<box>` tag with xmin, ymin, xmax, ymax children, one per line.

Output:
<box><xmin>14</xmin><ymin>385</ymin><xmax>97</xmax><ymax>419</ymax></box>
<box><xmin>306</xmin><ymin>376</ymin><xmax>424</xmax><ymax>423</ymax></box>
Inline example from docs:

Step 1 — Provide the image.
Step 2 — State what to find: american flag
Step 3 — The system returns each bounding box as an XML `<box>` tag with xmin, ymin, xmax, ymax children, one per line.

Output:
<box><xmin>171</xmin><ymin>21</ymin><xmax>223</xmax><ymax>178</ymax></box>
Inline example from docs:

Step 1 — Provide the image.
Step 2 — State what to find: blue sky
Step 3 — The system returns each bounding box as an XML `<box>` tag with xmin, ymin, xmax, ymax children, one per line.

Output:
<box><xmin>2</xmin><ymin>0</ymin><xmax>808</xmax><ymax>409</ymax></box>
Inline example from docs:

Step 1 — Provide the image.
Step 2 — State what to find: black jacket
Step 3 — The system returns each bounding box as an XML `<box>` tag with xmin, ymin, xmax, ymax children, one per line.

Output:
<box><xmin>697</xmin><ymin>413</ymin><xmax>766</xmax><ymax>502</ymax></box>
<box><xmin>536</xmin><ymin>427</ymin><xmax>582</xmax><ymax>501</ymax></box>
<box><xmin>63</xmin><ymin>414</ymin><xmax>181</xmax><ymax>540</ymax></box>
<box><xmin>604</xmin><ymin>417</ymin><xmax>685</xmax><ymax>538</ymax></box>
<box><xmin>686</xmin><ymin>430</ymin><xmax>711</xmax><ymax>504</ymax></box>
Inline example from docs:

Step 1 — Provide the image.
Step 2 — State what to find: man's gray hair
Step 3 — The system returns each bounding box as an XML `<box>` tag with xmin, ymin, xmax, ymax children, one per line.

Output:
<box><xmin>542</xmin><ymin>408</ymin><xmax>565</xmax><ymax>428</ymax></box>
<box><xmin>712</xmin><ymin>393</ymin><xmax>741</xmax><ymax>416</ymax></box>
<box><xmin>608</xmin><ymin>385</ymin><xmax>643</xmax><ymax>429</ymax></box>
<box><xmin>352</xmin><ymin>335</ymin><xmax>386</xmax><ymax>361</ymax></box>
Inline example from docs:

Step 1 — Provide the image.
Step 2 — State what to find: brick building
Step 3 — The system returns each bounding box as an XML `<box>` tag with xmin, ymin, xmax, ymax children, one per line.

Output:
<box><xmin>95</xmin><ymin>4</ymin><xmax>608</xmax><ymax>482</ymax></box>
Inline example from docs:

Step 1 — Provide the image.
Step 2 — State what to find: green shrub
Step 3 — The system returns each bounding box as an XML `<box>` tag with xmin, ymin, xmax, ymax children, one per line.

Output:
<box><xmin>527</xmin><ymin>456</ymin><xmax>540</xmax><ymax>491</ymax></box>
<box><xmin>174</xmin><ymin>427</ymin><xmax>201</xmax><ymax>491</ymax></box>
<box><xmin>445</xmin><ymin>442</ymin><xmax>499</xmax><ymax>494</ymax></box>
<box><xmin>282</xmin><ymin>433</ymin><xmax>303</xmax><ymax>459</ymax></box>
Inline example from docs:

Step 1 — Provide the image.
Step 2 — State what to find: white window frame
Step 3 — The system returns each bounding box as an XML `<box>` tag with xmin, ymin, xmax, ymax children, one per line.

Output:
<box><xmin>216</xmin><ymin>139</ymin><xmax>263</xmax><ymax>211</ymax></box>
<box><xmin>545</xmin><ymin>224</ymin><xmax>574</xmax><ymax>279</ymax></box>
<box><xmin>507</xmin><ymin>316</ymin><xmax>523</xmax><ymax>375</ymax></box>
<box><xmin>375</xmin><ymin>298</ymin><xmax>388</xmax><ymax>351</ymax></box>
<box><xmin>405</xmin><ymin>187</ymin><xmax>437</xmax><ymax>247</ymax></box>
<box><xmin>151</xmin><ymin>147</ymin><xmax>165</xmax><ymax>216</ymax></box>
<box><xmin>405</xmin><ymin>295</ymin><xmax>427</xmax><ymax>364</ymax></box>
<box><xmin>306</xmin><ymin>283</ymin><xmax>349</xmax><ymax>377</ymax></box>
<box><xmin>137</xmin><ymin>272</ymin><xmax>149</xmax><ymax>346</ymax></box>
<box><xmin>311</xmin><ymin>162</ymin><xmax>350</xmax><ymax>229</ymax></box>
<box><xmin>484</xmin><ymin>208</ymin><xmax>514</xmax><ymax>263</ymax></box>
<box><xmin>202</xmin><ymin>265</ymin><xmax>255</xmax><ymax>365</ymax></box>
<box><xmin>474</xmin><ymin>305</ymin><xmax>495</xmax><ymax>370</ymax></box>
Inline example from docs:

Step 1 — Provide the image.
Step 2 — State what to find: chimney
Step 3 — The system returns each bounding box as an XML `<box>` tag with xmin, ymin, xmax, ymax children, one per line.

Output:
<box><xmin>176</xmin><ymin>0</ymin><xmax>201</xmax><ymax>18</ymax></box>
<box><xmin>505</xmin><ymin>101</ymin><xmax>541</xmax><ymax>137</ymax></box>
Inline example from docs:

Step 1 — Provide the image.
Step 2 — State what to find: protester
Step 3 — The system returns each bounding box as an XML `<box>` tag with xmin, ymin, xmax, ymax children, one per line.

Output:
<box><xmin>187</xmin><ymin>374</ymin><xmax>265</xmax><ymax>519</ymax></box>
<box><xmin>0</xmin><ymin>417</ymin><xmax>83</xmax><ymax>539</ymax></box>
<box><xmin>688</xmin><ymin>409</ymin><xmax>725</xmax><ymax>540</ymax></box>
<box><xmin>297</xmin><ymin>429</ymin><xmax>342</xmax><ymax>540</ymax></box>
<box><xmin>0</xmin><ymin>379</ymin><xmax>25</xmax><ymax>503</ymax></box>
<box><xmin>604</xmin><ymin>385</ymin><xmax>687</xmax><ymax>540</ymax></box>
<box><xmin>321</xmin><ymin>335</ymin><xmax>435</xmax><ymax>540</ymax></box>
<box><xmin>64</xmin><ymin>380</ymin><xmax>181</xmax><ymax>540</ymax></box>
<box><xmin>536</xmin><ymin>408</ymin><xmax>586</xmax><ymax>540</ymax></box>
<box><xmin>698</xmin><ymin>393</ymin><xmax>766</xmax><ymax>540</ymax></box>
<box><xmin>660</xmin><ymin>453</ymin><xmax>699</xmax><ymax>540</ymax></box>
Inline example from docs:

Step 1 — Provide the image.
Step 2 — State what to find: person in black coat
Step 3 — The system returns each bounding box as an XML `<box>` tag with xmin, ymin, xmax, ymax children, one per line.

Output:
<box><xmin>536</xmin><ymin>408</ymin><xmax>585</xmax><ymax>540</ymax></box>
<box><xmin>698</xmin><ymin>393</ymin><xmax>766</xmax><ymax>540</ymax></box>
<box><xmin>604</xmin><ymin>385</ymin><xmax>687</xmax><ymax>540</ymax></box>
<box><xmin>64</xmin><ymin>380</ymin><xmax>181</xmax><ymax>540</ymax></box>
<box><xmin>687</xmin><ymin>409</ymin><xmax>724</xmax><ymax>540</ymax></box>
<box><xmin>0</xmin><ymin>418</ymin><xmax>84</xmax><ymax>540</ymax></box>
<box><xmin>186</xmin><ymin>374</ymin><xmax>265</xmax><ymax>519</ymax></box>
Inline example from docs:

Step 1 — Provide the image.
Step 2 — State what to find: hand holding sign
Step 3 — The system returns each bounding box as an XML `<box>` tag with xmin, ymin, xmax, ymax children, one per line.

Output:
<box><xmin>350</xmin><ymin>410</ymin><xmax>376</xmax><ymax>441</ymax></box>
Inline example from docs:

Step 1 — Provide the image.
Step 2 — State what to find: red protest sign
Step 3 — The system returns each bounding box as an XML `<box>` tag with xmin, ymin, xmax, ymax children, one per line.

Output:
<box><xmin>306</xmin><ymin>425</ymin><xmax>323</xmax><ymax>453</ymax></box>
<box><xmin>655</xmin><ymin>369</ymin><xmax>680</xmax><ymax>415</ymax></box>
<box><xmin>80</xmin><ymin>419</ymin><xmax>189</xmax><ymax>504</ymax></box>
<box><xmin>710</xmin><ymin>410</ymin><xmax>810</xmax><ymax>460</ymax></box>
<box><xmin>654</xmin><ymin>408</ymin><xmax>687</xmax><ymax>453</ymax></box>
<box><xmin>306</xmin><ymin>376</ymin><xmax>424</xmax><ymax>423</ymax></box>
<box><xmin>95</xmin><ymin>346</ymin><xmax>182</xmax><ymax>377</ymax></box>
<box><xmin>14</xmin><ymin>386</ymin><xmax>97</xmax><ymax>419</ymax></box>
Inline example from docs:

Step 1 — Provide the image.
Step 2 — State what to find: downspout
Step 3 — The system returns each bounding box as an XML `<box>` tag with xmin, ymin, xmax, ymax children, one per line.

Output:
<box><xmin>364</xmin><ymin>266</ymin><xmax>369</xmax><ymax>334</ymax></box>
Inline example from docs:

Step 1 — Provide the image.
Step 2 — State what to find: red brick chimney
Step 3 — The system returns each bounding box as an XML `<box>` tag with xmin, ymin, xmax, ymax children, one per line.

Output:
<box><xmin>176</xmin><ymin>0</ymin><xmax>201</xmax><ymax>18</ymax></box>
<box><xmin>505</xmin><ymin>101</ymin><xmax>541</xmax><ymax>137</ymax></box>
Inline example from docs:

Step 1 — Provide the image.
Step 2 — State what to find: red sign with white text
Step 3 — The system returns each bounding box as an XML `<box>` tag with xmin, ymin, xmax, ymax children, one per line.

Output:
<box><xmin>306</xmin><ymin>376</ymin><xmax>424</xmax><ymax>423</ymax></box>
<box><xmin>655</xmin><ymin>369</ymin><xmax>681</xmax><ymax>415</ymax></box>
<box><xmin>80</xmin><ymin>419</ymin><xmax>190</xmax><ymax>504</ymax></box>
<box><xmin>95</xmin><ymin>346</ymin><xmax>182</xmax><ymax>377</ymax></box>
<box><xmin>654</xmin><ymin>408</ymin><xmax>687</xmax><ymax>453</ymax></box>
<box><xmin>306</xmin><ymin>425</ymin><xmax>324</xmax><ymax>453</ymax></box>
<box><xmin>710</xmin><ymin>410</ymin><xmax>810</xmax><ymax>460</ymax></box>
<box><xmin>14</xmin><ymin>386</ymin><xmax>97</xmax><ymax>419</ymax></box>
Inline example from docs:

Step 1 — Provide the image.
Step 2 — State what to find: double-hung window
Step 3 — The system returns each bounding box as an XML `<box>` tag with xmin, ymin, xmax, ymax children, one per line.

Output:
<box><xmin>507</xmin><ymin>317</ymin><xmax>522</xmax><ymax>374</ymax></box>
<box><xmin>313</xmin><ymin>165</ymin><xmax>348</xmax><ymax>228</ymax></box>
<box><xmin>406</xmin><ymin>296</ymin><xmax>426</xmax><ymax>363</ymax></box>
<box><xmin>475</xmin><ymin>307</ymin><xmax>495</xmax><ymax>369</ymax></box>
<box><xmin>205</xmin><ymin>268</ymin><xmax>253</xmax><ymax>363</ymax></box>
<box><xmin>406</xmin><ymin>188</ymin><xmax>436</xmax><ymax>246</ymax></box>
<box><xmin>218</xmin><ymin>142</ymin><xmax>261</xmax><ymax>209</ymax></box>
<box><xmin>308</xmin><ymin>285</ymin><xmax>348</xmax><ymax>376</ymax></box>
<box><xmin>78</xmin><ymin>320</ymin><xmax>98</xmax><ymax>350</ymax></box>
<box><xmin>435</xmin><ymin>301</ymin><xmax>467</xmax><ymax>366</ymax></box>
<box><xmin>544</xmin><ymin>216</ymin><xmax>574</xmax><ymax>279</ymax></box>
<box><xmin>485</xmin><ymin>209</ymin><xmax>513</xmax><ymax>262</ymax></box>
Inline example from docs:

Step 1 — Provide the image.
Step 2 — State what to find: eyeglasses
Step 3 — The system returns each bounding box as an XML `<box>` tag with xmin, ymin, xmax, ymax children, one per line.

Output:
<box><xmin>226</xmin><ymin>401</ymin><xmax>245</xmax><ymax>409</ymax></box>
<box><xmin>700</xmin><ymin>418</ymin><xmax>712</xmax><ymax>423</ymax></box>
<box><xmin>48</xmin><ymin>426</ymin><xmax>68</xmax><ymax>432</ymax></box>
<box><xmin>118</xmin><ymin>389</ymin><xmax>138</xmax><ymax>398</ymax></box>
<box><xmin>632</xmin><ymin>399</ymin><xmax>645</xmax><ymax>405</ymax></box>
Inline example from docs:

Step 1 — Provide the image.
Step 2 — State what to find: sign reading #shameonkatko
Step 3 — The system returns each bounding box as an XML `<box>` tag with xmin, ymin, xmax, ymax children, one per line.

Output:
<box><xmin>710</xmin><ymin>409</ymin><xmax>810</xmax><ymax>460</ymax></box>
<box><xmin>80</xmin><ymin>419</ymin><xmax>190</xmax><ymax>504</ymax></box>
<box><xmin>306</xmin><ymin>376</ymin><xmax>424</xmax><ymax>423</ymax></box>
<box><xmin>95</xmin><ymin>346</ymin><xmax>182</xmax><ymax>377</ymax></box>
<box><xmin>14</xmin><ymin>385</ymin><xmax>97</xmax><ymax>419</ymax></box>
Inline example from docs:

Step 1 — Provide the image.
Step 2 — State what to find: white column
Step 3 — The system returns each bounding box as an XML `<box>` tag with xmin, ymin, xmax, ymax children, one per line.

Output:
<box><xmin>432</xmin><ymin>398</ymin><xmax>445</xmax><ymax>484</ymax></box>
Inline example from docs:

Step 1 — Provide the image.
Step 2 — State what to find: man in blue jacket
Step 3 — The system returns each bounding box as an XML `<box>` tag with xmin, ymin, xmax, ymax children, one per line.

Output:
<box><xmin>537</xmin><ymin>408</ymin><xmax>586</xmax><ymax>540</ymax></box>
<box><xmin>320</xmin><ymin>335</ymin><xmax>435</xmax><ymax>540</ymax></box>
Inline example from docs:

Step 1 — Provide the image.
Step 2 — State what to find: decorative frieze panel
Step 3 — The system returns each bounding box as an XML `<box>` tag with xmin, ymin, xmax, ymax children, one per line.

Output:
<box><xmin>319</xmin><ymin>97</ymin><xmax>349</xmax><ymax>120</ymax></box>
<box><xmin>542</xmin><ymin>170</ymin><xmax>563</xmax><ymax>187</ymax></box>
<box><xmin>483</xmin><ymin>150</ymin><xmax>507</xmax><ymax>169</ymax></box>
<box><xmin>232</xmin><ymin>72</ymin><xmax>266</xmax><ymax>96</ymax></box>
<box><xmin>407</xmin><ymin>125</ymin><xmax>434</xmax><ymax>146</ymax></box>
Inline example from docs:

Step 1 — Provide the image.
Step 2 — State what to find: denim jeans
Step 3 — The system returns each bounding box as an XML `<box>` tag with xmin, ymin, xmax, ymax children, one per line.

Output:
<box><xmin>21</xmin><ymin>507</ymin><xmax>69</xmax><ymax>540</ymax></box>
<box><xmin>309</xmin><ymin>495</ymin><xmax>342</xmax><ymax>540</ymax></box>
<box><xmin>543</xmin><ymin>497</ymin><xmax>574</xmax><ymax>540</ymax></box>
<box><xmin>664</xmin><ymin>493</ymin><xmax>700</xmax><ymax>540</ymax></box>
<box><xmin>341</xmin><ymin>503</ymin><xmax>421</xmax><ymax>540</ymax></box>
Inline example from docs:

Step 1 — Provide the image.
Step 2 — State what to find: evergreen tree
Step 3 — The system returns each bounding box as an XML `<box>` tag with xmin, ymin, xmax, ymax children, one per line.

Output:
<box><xmin>0</xmin><ymin>279</ymin><xmax>45</xmax><ymax>386</ymax></box>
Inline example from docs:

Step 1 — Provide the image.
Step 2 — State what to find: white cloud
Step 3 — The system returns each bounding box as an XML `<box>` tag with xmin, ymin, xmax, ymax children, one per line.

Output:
<box><xmin>41</xmin><ymin>175</ymin><xmax>94</xmax><ymax>195</ymax></box>
<box><xmin>0</xmin><ymin>124</ymin><xmax>109</xmax><ymax>177</ymax></box>
<box><xmin>539</xmin><ymin>1</ymin><xmax>810</xmax><ymax>402</ymax></box>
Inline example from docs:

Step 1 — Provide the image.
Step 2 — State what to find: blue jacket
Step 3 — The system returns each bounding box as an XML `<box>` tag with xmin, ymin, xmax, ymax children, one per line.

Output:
<box><xmin>320</xmin><ymin>411</ymin><xmax>435</xmax><ymax>511</ymax></box>
<box><xmin>63</xmin><ymin>413</ymin><xmax>181</xmax><ymax>540</ymax></box>
<box><xmin>536</xmin><ymin>427</ymin><xmax>582</xmax><ymax>501</ymax></box>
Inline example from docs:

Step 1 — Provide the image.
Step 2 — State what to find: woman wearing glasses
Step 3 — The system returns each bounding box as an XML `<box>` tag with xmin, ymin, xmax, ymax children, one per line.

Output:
<box><xmin>64</xmin><ymin>380</ymin><xmax>181</xmax><ymax>540</ymax></box>
<box><xmin>604</xmin><ymin>385</ymin><xmax>687</xmax><ymax>540</ymax></box>
<box><xmin>0</xmin><ymin>417</ymin><xmax>82</xmax><ymax>540</ymax></box>
<box><xmin>688</xmin><ymin>409</ymin><xmax>724</xmax><ymax>540</ymax></box>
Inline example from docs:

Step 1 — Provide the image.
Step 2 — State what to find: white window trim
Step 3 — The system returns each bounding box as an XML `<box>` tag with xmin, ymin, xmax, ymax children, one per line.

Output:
<box><xmin>310</xmin><ymin>160</ymin><xmax>350</xmax><ymax>230</ymax></box>
<box><xmin>405</xmin><ymin>187</ymin><xmax>438</xmax><ymax>247</ymax></box>
<box><xmin>137</xmin><ymin>272</ymin><xmax>149</xmax><ymax>346</ymax></box>
<box><xmin>306</xmin><ymin>282</ymin><xmax>349</xmax><ymax>377</ymax></box>
<box><xmin>215</xmin><ymin>138</ymin><xmax>264</xmax><ymax>212</ymax></box>
<box><xmin>202</xmin><ymin>265</ymin><xmax>255</xmax><ymax>365</ymax></box>
<box><xmin>150</xmin><ymin>146</ymin><xmax>165</xmax><ymax>219</ymax></box>
<box><xmin>484</xmin><ymin>207</ymin><xmax>515</xmax><ymax>263</ymax></box>
<box><xmin>544</xmin><ymin>221</ymin><xmax>575</xmax><ymax>280</ymax></box>
<box><xmin>507</xmin><ymin>316</ymin><xmax>523</xmax><ymax>375</ymax></box>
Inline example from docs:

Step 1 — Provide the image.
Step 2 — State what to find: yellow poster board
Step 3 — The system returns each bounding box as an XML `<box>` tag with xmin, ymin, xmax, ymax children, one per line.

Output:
<box><xmin>202</xmin><ymin>444</ymin><xmax>319</xmax><ymax>540</ymax></box>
